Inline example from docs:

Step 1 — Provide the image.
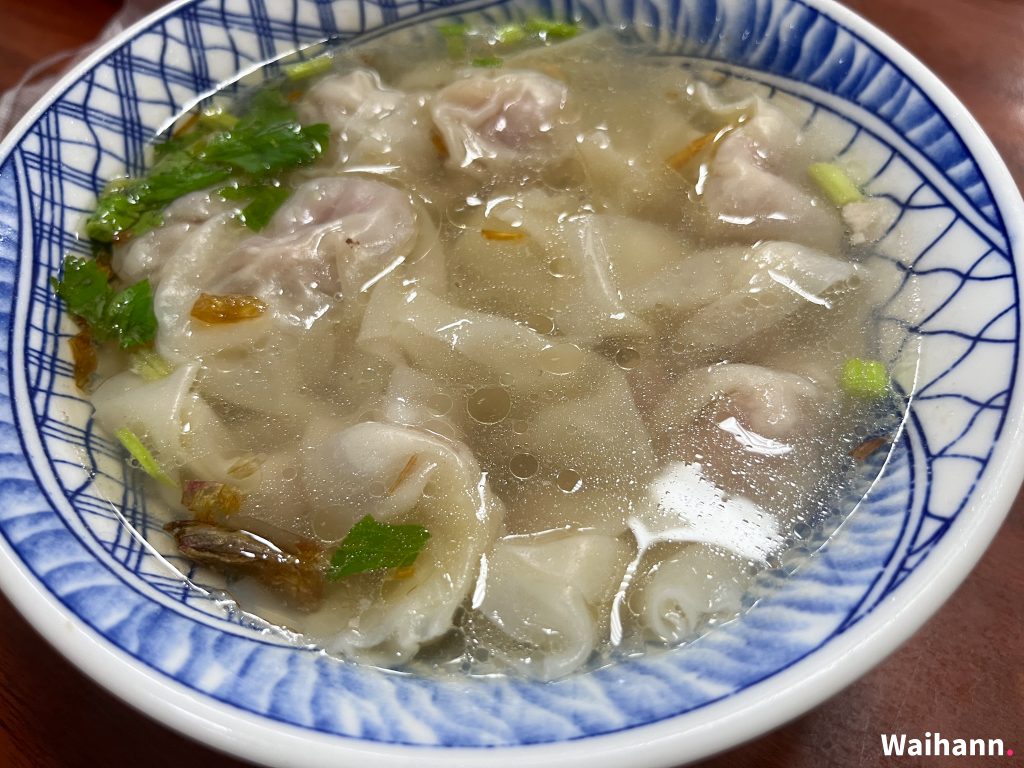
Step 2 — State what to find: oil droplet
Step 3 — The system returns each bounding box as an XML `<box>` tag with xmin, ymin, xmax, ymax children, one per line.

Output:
<box><xmin>547</xmin><ymin>256</ymin><xmax>574</xmax><ymax>278</ymax></box>
<box><xmin>369</xmin><ymin>480</ymin><xmax>387</xmax><ymax>497</ymax></box>
<box><xmin>509</xmin><ymin>453</ymin><xmax>539</xmax><ymax>479</ymax></box>
<box><xmin>498</xmin><ymin>372</ymin><xmax>515</xmax><ymax>387</ymax></box>
<box><xmin>615</xmin><ymin>347</ymin><xmax>641</xmax><ymax>370</ymax></box>
<box><xmin>212</xmin><ymin>353</ymin><xmax>245</xmax><ymax>374</ymax></box>
<box><xmin>512</xmin><ymin>419</ymin><xmax>529</xmax><ymax>434</ymax></box>
<box><xmin>281</xmin><ymin>464</ymin><xmax>298</xmax><ymax>482</ymax></box>
<box><xmin>467</xmin><ymin>386</ymin><xmax>512</xmax><ymax>424</ymax></box>
<box><xmin>556</xmin><ymin>468</ymin><xmax>583</xmax><ymax>493</ymax></box>
<box><xmin>522</xmin><ymin>313</ymin><xmax>556</xmax><ymax>335</ymax></box>
<box><xmin>538</xmin><ymin>343</ymin><xmax>584</xmax><ymax>375</ymax></box>
<box><xmin>426</xmin><ymin>392</ymin><xmax>453</xmax><ymax>416</ymax></box>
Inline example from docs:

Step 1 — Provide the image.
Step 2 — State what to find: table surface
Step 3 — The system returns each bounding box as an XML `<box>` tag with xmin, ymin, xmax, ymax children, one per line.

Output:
<box><xmin>0</xmin><ymin>1</ymin><xmax>1021</xmax><ymax>766</ymax></box>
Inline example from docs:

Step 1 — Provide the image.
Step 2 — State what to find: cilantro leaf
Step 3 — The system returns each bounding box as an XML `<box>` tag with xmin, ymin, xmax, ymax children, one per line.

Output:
<box><xmin>85</xmin><ymin>182</ymin><xmax>147</xmax><ymax>243</ymax></box>
<box><xmin>202</xmin><ymin>121</ymin><xmax>329</xmax><ymax>176</ymax></box>
<box><xmin>328</xmin><ymin>515</ymin><xmax>431</xmax><ymax>580</ymax></box>
<box><xmin>239</xmin><ymin>185</ymin><xmax>292</xmax><ymax>231</ymax></box>
<box><xmin>141</xmin><ymin>156</ymin><xmax>233</xmax><ymax>206</ymax></box>
<box><xmin>218</xmin><ymin>183</ymin><xmax>292</xmax><ymax>230</ymax></box>
<box><xmin>85</xmin><ymin>157</ymin><xmax>232</xmax><ymax>244</ymax></box>
<box><xmin>105</xmin><ymin>279</ymin><xmax>158</xmax><ymax>348</ymax></box>
<box><xmin>85</xmin><ymin>88</ymin><xmax>327</xmax><ymax>244</ymax></box>
<box><xmin>50</xmin><ymin>256</ymin><xmax>110</xmax><ymax>328</ymax></box>
<box><xmin>239</xmin><ymin>89</ymin><xmax>298</xmax><ymax>130</ymax></box>
<box><xmin>51</xmin><ymin>256</ymin><xmax>157</xmax><ymax>349</ymax></box>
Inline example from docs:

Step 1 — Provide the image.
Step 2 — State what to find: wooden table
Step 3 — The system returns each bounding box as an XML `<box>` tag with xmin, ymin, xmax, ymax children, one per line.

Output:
<box><xmin>0</xmin><ymin>1</ymin><xmax>1021</xmax><ymax>766</ymax></box>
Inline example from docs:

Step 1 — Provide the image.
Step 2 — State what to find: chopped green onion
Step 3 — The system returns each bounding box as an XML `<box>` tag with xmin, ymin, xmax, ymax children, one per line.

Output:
<box><xmin>284</xmin><ymin>54</ymin><xmax>334</xmax><ymax>81</ymax></box>
<box><xmin>841</xmin><ymin>358</ymin><xmax>889</xmax><ymax>399</ymax></box>
<box><xmin>198</xmin><ymin>105</ymin><xmax>238</xmax><ymax>131</ymax></box>
<box><xmin>472</xmin><ymin>56</ymin><xmax>504</xmax><ymax>68</ymax></box>
<box><xmin>809</xmin><ymin>162</ymin><xmax>864</xmax><ymax>207</ymax></box>
<box><xmin>523</xmin><ymin>18</ymin><xmax>579</xmax><ymax>39</ymax></box>
<box><xmin>328</xmin><ymin>515</ymin><xmax>431</xmax><ymax>581</ymax></box>
<box><xmin>115</xmin><ymin>427</ymin><xmax>177</xmax><ymax>486</ymax></box>
<box><xmin>130</xmin><ymin>349</ymin><xmax>174</xmax><ymax>382</ymax></box>
<box><xmin>438</xmin><ymin>22</ymin><xmax>469</xmax><ymax>38</ymax></box>
<box><xmin>493</xmin><ymin>23</ymin><xmax>527</xmax><ymax>44</ymax></box>
<box><xmin>438</xmin><ymin>17</ymin><xmax>578</xmax><ymax>58</ymax></box>
<box><xmin>439</xmin><ymin>22</ymin><xmax>470</xmax><ymax>57</ymax></box>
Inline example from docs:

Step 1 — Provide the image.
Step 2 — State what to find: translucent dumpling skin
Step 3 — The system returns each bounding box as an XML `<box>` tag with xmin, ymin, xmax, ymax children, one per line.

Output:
<box><xmin>87</xmin><ymin>23</ymin><xmax>898</xmax><ymax>681</ymax></box>
<box><xmin>431</xmin><ymin>70</ymin><xmax>572</xmax><ymax>171</ymax></box>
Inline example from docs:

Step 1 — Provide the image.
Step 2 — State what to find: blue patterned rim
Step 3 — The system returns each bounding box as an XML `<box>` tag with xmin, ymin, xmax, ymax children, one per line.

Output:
<box><xmin>0</xmin><ymin>0</ymin><xmax>1021</xmax><ymax>765</ymax></box>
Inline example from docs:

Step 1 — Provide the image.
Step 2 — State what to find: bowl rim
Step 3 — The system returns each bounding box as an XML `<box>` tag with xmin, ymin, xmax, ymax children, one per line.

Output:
<box><xmin>0</xmin><ymin>0</ymin><xmax>1022</xmax><ymax>765</ymax></box>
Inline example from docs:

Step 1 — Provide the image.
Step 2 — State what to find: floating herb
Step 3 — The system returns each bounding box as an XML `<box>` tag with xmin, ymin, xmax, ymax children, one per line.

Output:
<box><xmin>328</xmin><ymin>515</ymin><xmax>431</xmax><ymax>580</ymax></box>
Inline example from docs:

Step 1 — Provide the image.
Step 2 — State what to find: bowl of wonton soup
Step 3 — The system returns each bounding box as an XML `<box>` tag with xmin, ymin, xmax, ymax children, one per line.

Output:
<box><xmin>0</xmin><ymin>0</ymin><xmax>1021</xmax><ymax>766</ymax></box>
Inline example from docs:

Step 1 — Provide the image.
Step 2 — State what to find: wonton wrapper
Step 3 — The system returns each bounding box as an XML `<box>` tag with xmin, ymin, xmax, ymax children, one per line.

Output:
<box><xmin>298</xmin><ymin>68</ymin><xmax>438</xmax><ymax>180</ymax></box>
<box><xmin>694</xmin><ymin>86</ymin><xmax>844</xmax><ymax>252</ymax></box>
<box><xmin>149</xmin><ymin>176</ymin><xmax>422</xmax><ymax>363</ymax></box>
<box><xmin>635</xmin><ymin>543</ymin><xmax>752</xmax><ymax>644</ymax></box>
<box><xmin>448</xmin><ymin>190</ymin><xmax>666</xmax><ymax>342</ymax></box>
<box><xmin>475</xmin><ymin>531</ymin><xmax>631</xmax><ymax>680</ymax></box>
<box><xmin>431</xmin><ymin>70</ymin><xmax>573</xmax><ymax>173</ymax></box>
<box><xmin>301</xmin><ymin>421</ymin><xmax>503</xmax><ymax>663</ymax></box>
<box><xmin>625</xmin><ymin>240</ymin><xmax>861</xmax><ymax>351</ymax></box>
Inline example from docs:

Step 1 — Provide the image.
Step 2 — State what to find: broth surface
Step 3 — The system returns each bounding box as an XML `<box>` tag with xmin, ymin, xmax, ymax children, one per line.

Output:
<box><xmin>77</xmin><ymin>22</ymin><xmax>907</xmax><ymax>680</ymax></box>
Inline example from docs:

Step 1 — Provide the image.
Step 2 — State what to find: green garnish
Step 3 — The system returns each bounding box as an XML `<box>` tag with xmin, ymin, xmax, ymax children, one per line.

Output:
<box><xmin>84</xmin><ymin>89</ymin><xmax>328</xmax><ymax>243</ymax></box>
<box><xmin>328</xmin><ymin>515</ymin><xmax>431</xmax><ymax>580</ymax></box>
<box><xmin>284</xmin><ymin>53</ymin><xmax>335</xmax><ymax>81</ymax></box>
<box><xmin>493</xmin><ymin>23</ymin><xmax>527</xmax><ymax>44</ymax></box>
<box><xmin>438</xmin><ymin>22</ymin><xmax>470</xmax><ymax>57</ymax></box>
<box><xmin>841</xmin><ymin>358</ymin><xmax>890</xmax><ymax>399</ymax></box>
<box><xmin>85</xmin><ymin>157</ymin><xmax>233</xmax><ymax>243</ymax></box>
<box><xmin>104</xmin><ymin>280</ymin><xmax>159</xmax><ymax>348</ymax></box>
<box><xmin>130</xmin><ymin>349</ymin><xmax>174</xmax><ymax>382</ymax></box>
<box><xmin>438</xmin><ymin>17</ymin><xmax>578</xmax><ymax>59</ymax></box>
<box><xmin>809</xmin><ymin>162</ymin><xmax>864</xmax><ymax>207</ymax></box>
<box><xmin>201</xmin><ymin>109</ymin><xmax>329</xmax><ymax>176</ymax></box>
<box><xmin>438</xmin><ymin>22</ymin><xmax>469</xmax><ymax>37</ymax></box>
<box><xmin>523</xmin><ymin>18</ymin><xmax>579</xmax><ymax>38</ymax></box>
<box><xmin>219</xmin><ymin>183</ymin><xmax>292</xmax><ymax>231</ymax></box>
<box><xmin>115</xmin><ymin>427</ymin><xmax>177</xmax><ymax>486</ymax></box>
<box><xmin>51</xmin><ymin>257</ymin><xmax>157</xmax><ymax>348</ymax></box>
<box><xmin>197</xmin><ymin>105</ymin><xmax>239</xmax><ymax>131</ymax></box>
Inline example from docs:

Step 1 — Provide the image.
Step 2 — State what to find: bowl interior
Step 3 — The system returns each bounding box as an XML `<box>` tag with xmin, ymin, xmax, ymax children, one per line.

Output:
<box><xmin>0</xmin><ymin>0</ymin><xmax>1019</xmax><ymax>761</ymax></box>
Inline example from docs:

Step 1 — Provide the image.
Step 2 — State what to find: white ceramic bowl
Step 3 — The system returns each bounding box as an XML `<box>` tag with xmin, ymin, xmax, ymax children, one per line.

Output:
<box><xmin>0</xmin><ymin>0</ymin><xmax>1021</xmax><ymax>765</ymax></box>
